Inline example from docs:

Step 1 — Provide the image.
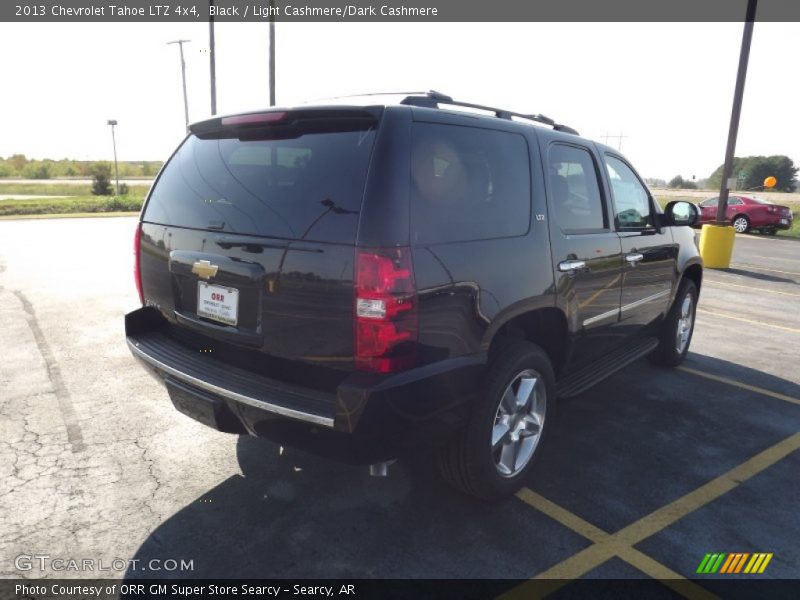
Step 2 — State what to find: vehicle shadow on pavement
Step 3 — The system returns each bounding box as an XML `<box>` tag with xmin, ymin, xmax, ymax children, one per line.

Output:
<box><xmin>123</xmin><ymin>353</ymin><xmax>799</xmax><ymax>579</ymax></box>
<box><xmin>123</xmin><ymin>435</ymin><xmax>589</xmax><ymax>579</ymax></box>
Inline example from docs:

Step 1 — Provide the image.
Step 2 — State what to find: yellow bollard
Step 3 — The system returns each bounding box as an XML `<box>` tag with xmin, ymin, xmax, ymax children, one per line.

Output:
<box><xmin>698</xmin><ymin>224</ymin><xmax>736</xmax><ymax>269</ymax></box>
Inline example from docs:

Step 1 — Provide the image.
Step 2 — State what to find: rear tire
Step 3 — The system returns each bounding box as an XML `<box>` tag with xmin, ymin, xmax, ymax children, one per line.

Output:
<box><xmin>650</xmin><ymin>279</ymin><xmax>697</xmax><ymax>367</ymax></box>
<box><xmin>764</xmin><ymin>228</ymin><xmax>778</xmax><ymax>236</ymax></box>
<box><xmin>438</xmin><ymin>340</ymin><xmax>555</xmax><ymax>500</ymax></box>
<box><xmin>732</xmin><ymin>215</ymin><xmax>750</xmax><ymax>233</ymax></box>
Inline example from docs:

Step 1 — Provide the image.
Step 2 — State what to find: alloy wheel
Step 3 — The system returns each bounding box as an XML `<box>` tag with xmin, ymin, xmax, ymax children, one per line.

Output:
<box><xmin>491</xmin><ymin>369</ymin><xmax>546</xmax><ymax>478</ymax></box>
<box><xmin>675</xmin><ymin>294</ymin><xmax>694</xmax><ymax>354</ymax></box>
<box><xmin>733</xmin><ymin>217</ymin><xmax>749</xmax><ymax>233</ymax></box>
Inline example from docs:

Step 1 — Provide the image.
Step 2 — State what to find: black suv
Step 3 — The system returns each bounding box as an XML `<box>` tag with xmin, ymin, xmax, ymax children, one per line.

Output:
<box><xmin>126</xmin><ymin>91</ymin><xmax>701</xmax><ymax>499</ymax></box>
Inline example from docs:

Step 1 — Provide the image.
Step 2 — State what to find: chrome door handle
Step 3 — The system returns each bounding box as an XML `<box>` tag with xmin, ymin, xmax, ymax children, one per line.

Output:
<box><xmin>558</xmin><ymin>259</ymin><xmax>586</xmax><ymax>273</ymax></box>
<box><xmin>625</xmin><ymin>252</ymin><xmax>644</xmax><ymax>265</ymax></box>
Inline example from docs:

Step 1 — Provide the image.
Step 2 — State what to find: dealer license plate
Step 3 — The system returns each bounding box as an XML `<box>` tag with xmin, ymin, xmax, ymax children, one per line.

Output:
<box><xmin>197</xmin><ymin>282</ymin><xmax>239</xmax><ymax>326</ymax></box>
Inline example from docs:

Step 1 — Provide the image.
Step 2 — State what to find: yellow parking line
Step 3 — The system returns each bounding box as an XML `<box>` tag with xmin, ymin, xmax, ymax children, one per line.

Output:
<box><xmin>514</xmin><ymin>491</ymin><xmax>716</xmax><ymax>597</ymax></box>
<box><xmin>704</xmin><ymin>279</ymin><xmax>800</xmax><ymax>299</ymax></box>
<box><xmin>696</xmin><ymin>308</ymin><xmax>800</xmax><ymax>334</ymax></box>
<box><xmin>612</xmin><ymin>432</ymin><xmax>800</xmax><ymax>546</ymax></box>
<box><xmin>677</xmin><ymin>366</ymin><xmax>800</xmax><ymax>407</ymax></box>
<box><xmin>516</xmin><ymin>488</ymin><xmax>609</xmax><ymax>543</ymax></box>
<box><xmin>731</xmin><ymin>263</ymin><xmax>800</xmax><ymax>277</ymax></box>
<box><xmin>507</xmin><ymin>432</ymin><xmax>800</xmax><ymax>596</ymax></box>
<box><xmin>617</xmin><ymin>547</ymin><xmax>720</xmax><ymax>600</ymax></box>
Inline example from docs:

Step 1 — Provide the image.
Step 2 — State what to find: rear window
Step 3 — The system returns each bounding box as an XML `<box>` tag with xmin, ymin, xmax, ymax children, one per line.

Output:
<box><xmin>410</xmin><ymin>123</ymin><xmax>531</xmax><ymax>244</ymax></box>
<box><xmin>144</xmin><ymin>125</ymin><xmax>377</xmax><ymax>243</ymax></box>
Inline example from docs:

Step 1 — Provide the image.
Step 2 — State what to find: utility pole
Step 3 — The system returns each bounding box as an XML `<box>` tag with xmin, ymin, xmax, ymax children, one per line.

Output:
<box><xmin>269</xmin><ymin>0</ymin><xmax>276</xmax><ymax>106</ymax></box>
<box><xmin>715</xmin><ymin>0</ymin><xmax>757</xmax><ymax>225</ymax></box>
<box><xmin>107</xmin><ymin>120</ymin><xmax>120</xmax><ymax>197</ymax></box>
<box><xmin>698</xmin><ymin>0</ymin><xmax>758</xmax><ymax>269</ymax></box>
<box><xmin>167</xmin><ymin>39</ymin><xmax>191</xmax><ymax>131</ymax></box>
<box><xmin>209</xmin><ymin>0</ymin><xmax>217</xmax><ymax>115</ymax></box>
<box><xmin>602</xmin><ymin>132</ymin><xmax>627</xmax><ymax>151</ymax></box>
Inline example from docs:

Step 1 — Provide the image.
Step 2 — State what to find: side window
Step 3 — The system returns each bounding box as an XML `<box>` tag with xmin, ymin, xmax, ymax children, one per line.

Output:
<box><xmin>728</xmin><ymin>197</ymin><xmax>743</xmax><ymax>206</ymax></box>
<box><xmin>700</xmin><ymin>197</ymin><xmax>718</xmax><ymax>208</ymax></box>
<box><xmin>410</xmin><ymin>123</ymin><xmax>531</xmax><ymax>244</ymax></box>
<box><xmin>547</xmin><ymin>144</ymin><xmax>606</xmax><ymax>233</ymax></box>
<box><xmin>604</xmin><ymin>156</ymin><xmax>653</xmax><ymax>229</ymax></box>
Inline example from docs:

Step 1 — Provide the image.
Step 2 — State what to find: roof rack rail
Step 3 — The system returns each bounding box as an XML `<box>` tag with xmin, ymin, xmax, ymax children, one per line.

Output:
<box><xmin>400</xmin><ymin>90</ymin><xmax>579</xmax><ymax>136</ymax></box>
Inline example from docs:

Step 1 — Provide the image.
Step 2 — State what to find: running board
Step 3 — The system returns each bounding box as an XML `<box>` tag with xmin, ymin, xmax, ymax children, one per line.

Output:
<box><xmin>556</xmin><ymin>337</ymin><xmax>659</xmax><ymax>398</ymax></box>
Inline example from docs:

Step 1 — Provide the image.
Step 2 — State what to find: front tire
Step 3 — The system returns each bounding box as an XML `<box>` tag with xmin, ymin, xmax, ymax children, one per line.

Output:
<box><xmin>650</xmin><ymin>279</ymin><xmax>697</xmax><ymax>367</ymax></box>
<box><xmin>732</xmin><ymin>215</ymin><xmax>750</xmax><ymax>233</ymax></box>
<box><xmin>438</xmin><ymin>340</ymin><xmax>555</xmax><ymax>500</ymax></box>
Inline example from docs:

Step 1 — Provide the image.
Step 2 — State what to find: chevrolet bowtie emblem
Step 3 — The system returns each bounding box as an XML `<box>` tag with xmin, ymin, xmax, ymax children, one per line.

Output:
<box><xmin>192</xmin><ymin>260</ymin><xmax>218</xmax><ymax>280</ymax></box>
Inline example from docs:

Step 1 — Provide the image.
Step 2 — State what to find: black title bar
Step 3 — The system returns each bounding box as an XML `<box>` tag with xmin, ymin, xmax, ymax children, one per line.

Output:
<box><xmin>3</xmin><ymin>0</ymin><xmax>800</xmax><ymax>22</ymax></box>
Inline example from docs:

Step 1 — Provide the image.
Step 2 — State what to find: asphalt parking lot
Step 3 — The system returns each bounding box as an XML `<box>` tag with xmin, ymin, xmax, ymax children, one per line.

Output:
<box><xmin>1</xmin><ymin>217</ymin><xmax>798</xmax><ymax>592</ymax></box>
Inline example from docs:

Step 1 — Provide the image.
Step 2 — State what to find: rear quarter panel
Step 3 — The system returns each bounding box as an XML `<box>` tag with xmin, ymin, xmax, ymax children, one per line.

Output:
<box><xmin>405</xmin><ymin>111</ymin><xmax>555</xmax><ymax>363</ymax></box>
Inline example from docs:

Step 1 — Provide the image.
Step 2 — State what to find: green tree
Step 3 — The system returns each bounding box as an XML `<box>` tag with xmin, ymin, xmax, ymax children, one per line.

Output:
<box><xmin>8</xmin><ymin>154</ymin><xmax>28</xmax><ymax>173</ymax></box>
<box><xmin>667</xmin><ymin>175</ymin><xmax>697</xmax><ymax>189</ymax></box>
<box><xmin>90</xmin><ymin>162</ymin><xmax>113</xmax><ymax>196</ymax></box>
<box><xmin>22</xmin><ymin>161</ymin><xmax>52</xmax><ymax>179</ymax></box>
<box><xmin>707</xmin><ymin>155</ymin><xmax>798</xmax><ymax>192</ymax></box>
<box><xmin>668</xmin><ymin>175</ymin><xmax>685</xmax><ymax>188</ymax></box>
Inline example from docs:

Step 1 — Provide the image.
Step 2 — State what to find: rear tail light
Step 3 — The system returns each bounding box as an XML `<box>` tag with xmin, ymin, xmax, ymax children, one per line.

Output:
<box><xmin>133</xmin><ymin>223</ymin><xmax>144</xmax><ymax>305</ymax></box>
<box><xmin>354</xmin><ymin>247</ymin><xmax>418</xmax><ymax>373</ymax></box>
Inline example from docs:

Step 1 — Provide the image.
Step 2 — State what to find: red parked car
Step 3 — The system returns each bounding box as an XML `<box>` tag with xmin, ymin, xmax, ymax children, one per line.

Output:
<box><xmin>695</xmin><ymin>195</ymin><xmax>794</xmax><ymax>234</ymax></box>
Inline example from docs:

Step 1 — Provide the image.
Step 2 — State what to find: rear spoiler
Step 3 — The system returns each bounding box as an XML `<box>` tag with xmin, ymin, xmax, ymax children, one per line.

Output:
<box><xmin>189</xmin><ymin>106</ymin><xmax>383</xmax><ymax>139</ymax></box>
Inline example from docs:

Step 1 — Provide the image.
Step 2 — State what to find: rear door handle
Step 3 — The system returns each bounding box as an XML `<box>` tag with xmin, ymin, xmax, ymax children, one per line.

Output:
<box><xmin>625</xmin><ymin>252</ymin><xmax>644</xmax><ymax>265</ymax></box>
<box><xmin>558</xmin><ymin>259</ymin><xmax>587</xmax><ymax>273</ymax></box>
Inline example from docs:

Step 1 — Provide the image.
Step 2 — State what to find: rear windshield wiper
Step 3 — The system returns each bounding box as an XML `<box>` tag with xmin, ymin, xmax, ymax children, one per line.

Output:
<box><xmin>215</xmin><ymin>238</ymin><xmax>323</xmax><ymax>253</ymax></box>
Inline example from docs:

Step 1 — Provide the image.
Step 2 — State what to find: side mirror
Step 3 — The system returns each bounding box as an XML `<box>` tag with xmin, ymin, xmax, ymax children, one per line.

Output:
<box><xmin>664</xmin><ymin>200</ymin><xmax>698</xmax><ymax>227</ymax></box>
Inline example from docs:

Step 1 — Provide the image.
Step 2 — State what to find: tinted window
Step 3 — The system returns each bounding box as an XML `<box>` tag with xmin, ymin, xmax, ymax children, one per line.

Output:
<box><xmin>728</xmin><ymin>197</ymin><xmax>743</xmax><ymax>205</ymax></box>
<box><xmin>605</xmin><ymin>156</ymin><xmax>653</xmax><ymax>228</ymax></box>
<box><xmin>410</xmin><ymin>123</ymin><xmax>530</xmax><ymax>244</ymax></box>
<box><xmin>700</xmin><ymin>197</ymin><xmax>717</xmax><ymax>207</ymax></box>
<box><xmin>144</xmin><ymin>127</ymin><xmax>376</xmax><ymax>243</ymax></box>
<box><xmin>548</xmin><ymin>144</ymin><xmax>605</xmax><ymax>232</ymax></box>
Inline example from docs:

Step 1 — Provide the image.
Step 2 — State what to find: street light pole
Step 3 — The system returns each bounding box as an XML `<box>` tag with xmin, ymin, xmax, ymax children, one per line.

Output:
<box><xmin>269</xmin><ymin>0</ymin><xmax>276</xmax><ymax>106</ymax></box>
<box><xmin>107</xmin><ymin>120</ymin><xmax>120</xmax><ymax>197</ymax></box>
<box><xmin>209</xmin><ymin>0</ymin><xmax>217</xmax><ymax>115</ymax></box>
<box><xmin>167</xmin><ymin>39</ymin><xmax>191</xmax><ymax>132</ymax></box>
<box><xmin>715</xmin><ymin>0</ymin><xmax>757</xmax><ymax>225</ymax></box>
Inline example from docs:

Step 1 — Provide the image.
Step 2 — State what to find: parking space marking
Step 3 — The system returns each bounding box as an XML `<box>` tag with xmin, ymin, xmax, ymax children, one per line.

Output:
<box><xmin>696</xmin><ymin>308</ymin><xmax>800</xmax><ymax>334</ymax></box>
<box><xmin>612</xmin><ymin>432</ymin><xmax>800</xmax><ymax>545</ymax></box>
<box><xmin>513</xmin><ymin>490</ymin><xmax>717</xmax><ymax>598</ymax></box>
<box><xmin>617</xmin><ymin>547</ymin><xmax>719</xmax><ymax>600</ymax></box>
<box><xmin>516</xmin><ymin>488</ymin><xmax>608</xmax><ymax>543</ymax></box>
<box><xmin>509</xmin><ymin>433</ymin><xmax>800</xmax><ymax>597</ymax></box>
<box><xmin>677</xmin><ymin>366</ymin><xmax>800</xmax><ymax>407</ymax></box>
<box><xmin>704</xmin><ymin>279</ymin><xmax>800</xmax><ymax>298</ymax></box>
<box><xmin>748</xmin><ymin>254</ymin><xmax>800</xmax><ymax>265</ymax></box>
<box><xmin>730</xmin><ymin>263</ymin><xmax>800</xmax><ymax>277</ymax></box>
